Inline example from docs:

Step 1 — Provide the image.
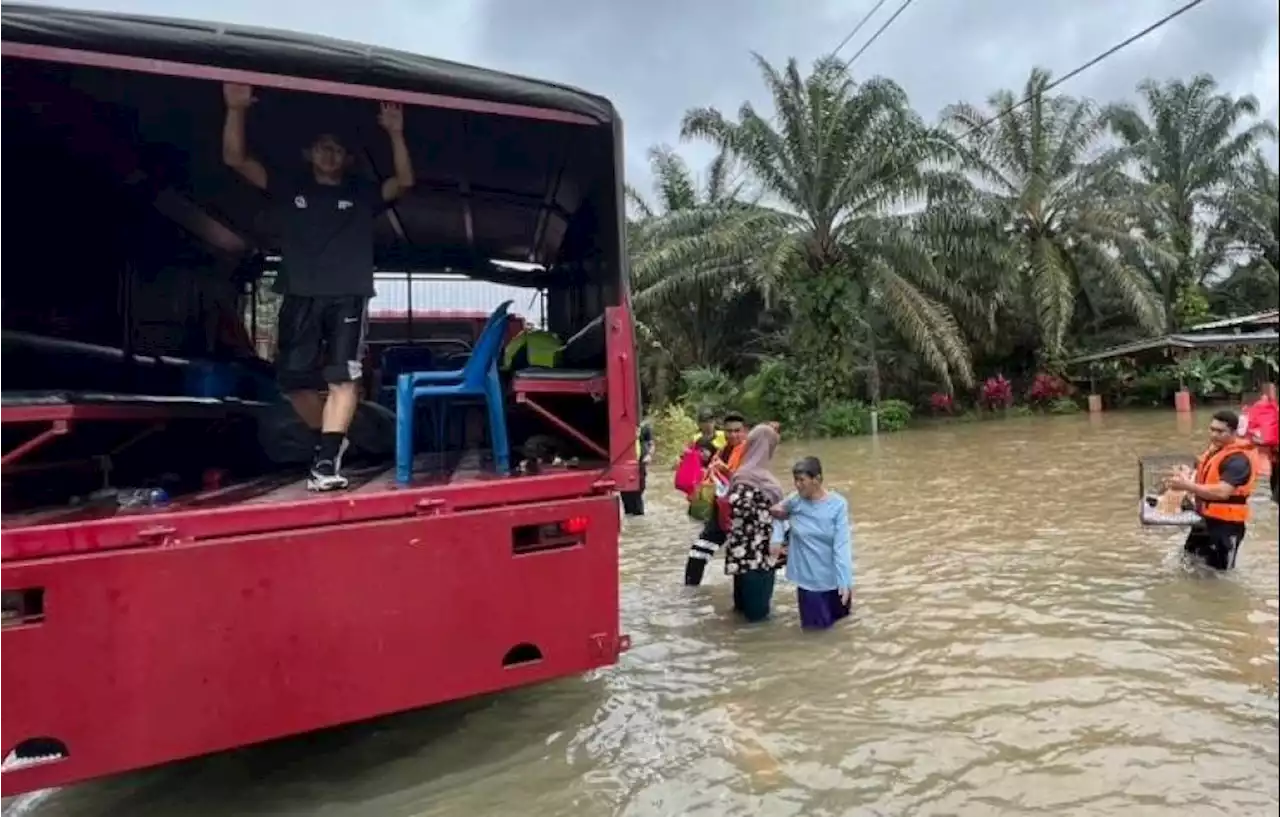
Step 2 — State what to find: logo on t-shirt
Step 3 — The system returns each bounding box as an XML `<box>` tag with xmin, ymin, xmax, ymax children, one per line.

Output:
<box><xmin>294</xmin><ymin>195</ymin><xmax>308</xmax><ymax>209</ymax></box>
<box><xmin>338</xmin><ymin>200</ymin><xmax>353</xmax><ymax>210</ymax></box>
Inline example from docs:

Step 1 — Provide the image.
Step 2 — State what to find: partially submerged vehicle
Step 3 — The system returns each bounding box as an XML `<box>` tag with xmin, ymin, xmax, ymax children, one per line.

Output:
<box><xmin>1</xmin><ymin>3</ymin><xmax>637</xmax><ymax>795</ymax></box>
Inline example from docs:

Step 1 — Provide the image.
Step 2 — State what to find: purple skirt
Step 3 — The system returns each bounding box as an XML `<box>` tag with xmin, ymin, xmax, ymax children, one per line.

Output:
<box><xmin>797</xmin><ymin>588</ymin><xmax>850</xmax><ymax>630</ymax></box>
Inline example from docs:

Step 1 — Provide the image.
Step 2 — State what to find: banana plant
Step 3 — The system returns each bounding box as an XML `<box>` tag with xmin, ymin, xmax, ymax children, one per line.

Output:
<box><xmin>1171</xmin><ymin>353</ymin><xmax>1243</xmax><ymax>396</ymax></box>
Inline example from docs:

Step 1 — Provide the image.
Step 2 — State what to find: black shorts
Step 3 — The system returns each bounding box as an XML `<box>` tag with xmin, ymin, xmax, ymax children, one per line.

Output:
<box><xmin>1183</xmin><ymin>520</ymin><xmax>1246</xmax><ymax>571</ymax></box>
<box><xmin>275</xmin><ymin>295</ymin><xmax>368</xmax><ymax>391</ymax></box>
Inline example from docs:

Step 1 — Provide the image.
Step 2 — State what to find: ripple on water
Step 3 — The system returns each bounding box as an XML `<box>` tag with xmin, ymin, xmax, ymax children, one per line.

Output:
<box><xmin>5</xmin><ymin>411</ymin><xmax>1277</xmax><ymax>817</ymax></box>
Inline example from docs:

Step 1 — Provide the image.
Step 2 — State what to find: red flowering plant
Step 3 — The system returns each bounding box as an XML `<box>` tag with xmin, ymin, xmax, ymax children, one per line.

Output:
<box><xmin>1026</xmin><ymin>372</ymin><xmax>1070</xmax><ymax>406</ymax></box>
<box><xmin>980</xmin><ymin>375</ymin><xmax>1014</xmax><ymax>411</ymax></box>
<box><xmin>929</xmin><ymin>392</ymin><xmax>954</xmax><ymax>414</ymax></box>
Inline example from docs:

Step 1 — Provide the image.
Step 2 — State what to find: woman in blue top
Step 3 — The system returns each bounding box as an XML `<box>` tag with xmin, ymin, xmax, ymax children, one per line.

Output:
<box><xmin>770</xmin><ymin>456</ymin><xmax>853</xmax><ymax>630</ymax></box>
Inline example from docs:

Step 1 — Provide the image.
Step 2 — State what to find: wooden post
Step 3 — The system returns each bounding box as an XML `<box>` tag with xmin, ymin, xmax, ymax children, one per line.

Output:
<box><xmin>1174</xmin><ymin>389</ymin><xmax>1193</xmax><ymax>413</ymax></box>
<box><xmin>1087</xmin><ymin>394</ymin><xmax>1103</xmax><ymax>414</ymax></box>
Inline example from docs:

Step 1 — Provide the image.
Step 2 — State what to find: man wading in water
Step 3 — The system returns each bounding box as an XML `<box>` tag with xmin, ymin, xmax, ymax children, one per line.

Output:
<box><xmin>1166</xmin><ymin>409</ymin><xmax>1260</xmax><ymax>570</ymax></box>
<box><xmin>685</xmin><ymin>411</ymin><xmax>748</xmax><ymax>585</ymax></box>
<box><xmin>222</xmin><ymin>83</ymin><xmax>414</xmax><ymax>490</ymax></box>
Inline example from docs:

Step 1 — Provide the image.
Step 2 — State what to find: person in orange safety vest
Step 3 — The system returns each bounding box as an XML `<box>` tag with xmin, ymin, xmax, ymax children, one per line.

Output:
<box><xmin>1165</xmin><ymin>409</ymin><xmax>1260</xmax><ymax>571</ymax></box>
<box><xmin>685</xmin><ymin>411</ymin><xmax>749</xmax><ymax>586</ymax></box>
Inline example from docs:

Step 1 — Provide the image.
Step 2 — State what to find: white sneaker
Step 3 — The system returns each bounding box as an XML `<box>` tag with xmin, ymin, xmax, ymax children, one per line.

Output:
<box><xmin>307</xmin><ymin>438</ymin><xmax>351</xmax><ymax>492</ymax></box>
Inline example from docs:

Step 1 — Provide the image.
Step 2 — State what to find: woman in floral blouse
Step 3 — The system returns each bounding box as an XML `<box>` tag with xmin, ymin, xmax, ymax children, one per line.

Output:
<box><xmin>723</xmin><ymin>423</ymin><xmax>785</xmax><ymax>622</ymax></box>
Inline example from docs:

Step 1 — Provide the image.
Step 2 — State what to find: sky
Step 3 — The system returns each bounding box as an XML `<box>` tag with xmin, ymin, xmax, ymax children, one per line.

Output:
<box><xmin>17</xmin><ymin>0</ymin><xmax>1280</xmax><ymax>196</ymax></box>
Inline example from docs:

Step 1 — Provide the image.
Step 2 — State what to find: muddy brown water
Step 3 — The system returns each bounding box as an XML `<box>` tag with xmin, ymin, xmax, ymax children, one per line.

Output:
<box><xmin>6</xmin><ymin>410</ymin><xmax>1278</xmax><ymax>817</ymax></box>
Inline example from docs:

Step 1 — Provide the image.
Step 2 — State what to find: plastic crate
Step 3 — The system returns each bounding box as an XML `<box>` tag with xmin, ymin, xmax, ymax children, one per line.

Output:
<box><xmin>1138</xmin><ymin>454</ymin><xmax>1201</xmax><ymax>527</ymax></box>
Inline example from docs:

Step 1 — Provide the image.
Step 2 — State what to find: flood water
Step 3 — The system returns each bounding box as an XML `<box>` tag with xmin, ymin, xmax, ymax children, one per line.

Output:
<box><xmin>7</xmin><ymin>410</ymin><xmax>1278</xmax><ymax>817</ymax></box>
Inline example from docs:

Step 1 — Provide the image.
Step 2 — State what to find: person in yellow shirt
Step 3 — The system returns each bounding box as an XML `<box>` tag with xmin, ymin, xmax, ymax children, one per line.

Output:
<box><xmin>692</xmin><ymin>407</ymin><xmax>727</xmax><ymax>466</ymax></box>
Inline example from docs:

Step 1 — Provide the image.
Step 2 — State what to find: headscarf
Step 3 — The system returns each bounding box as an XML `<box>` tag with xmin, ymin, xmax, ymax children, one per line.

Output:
<box><xmin>729</xmin><ymin>423</ymin><xmax>783</xmax><ymax>503</ymax></box>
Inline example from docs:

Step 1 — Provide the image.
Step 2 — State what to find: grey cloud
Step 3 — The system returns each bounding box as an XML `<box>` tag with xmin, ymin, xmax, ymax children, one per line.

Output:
<box><xmin>474</xmin><ymin>0</ymin><xmax>1279</xmax><ymax>188</ymax></box>
<box><xmin>19</xmin><ymin>0</ymin><xmax>1280</xmax><ymax>188</ymax></box>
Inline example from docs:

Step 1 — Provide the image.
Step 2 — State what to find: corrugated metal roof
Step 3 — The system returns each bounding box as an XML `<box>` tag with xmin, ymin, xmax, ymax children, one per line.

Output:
<box><xmin>1068</xmin><ymin>330</ymin><xmax>1279</xmax><ymax>365</ymax></box>
<box><xmin>1187</xmin><ymin>310</ymin><xmax>1280</xmax><ymax>332</ymax></box>
<box><xmin>369</xmin><ymin>275</ymin><xmax>543</xmax><ymax>321</ymax></box>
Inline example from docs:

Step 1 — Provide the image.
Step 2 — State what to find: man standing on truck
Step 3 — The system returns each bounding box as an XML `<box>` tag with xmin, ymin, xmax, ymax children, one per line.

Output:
<box><xmin>221</xmin><ymin>83</ymin><xmax>415</xmax><ymax>491</ymax></box>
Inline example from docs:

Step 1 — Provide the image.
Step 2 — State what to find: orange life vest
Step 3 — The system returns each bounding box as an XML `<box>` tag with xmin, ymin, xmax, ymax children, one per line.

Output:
<box><xmin>1194</xmin><ymin>440</ymin><xmax>1258</xmax><ymax>524</ymax></box>
<box><xmin>725</xmin><ymin>443</ymin><xmax>745</xmax><ymax>473</ymax></box>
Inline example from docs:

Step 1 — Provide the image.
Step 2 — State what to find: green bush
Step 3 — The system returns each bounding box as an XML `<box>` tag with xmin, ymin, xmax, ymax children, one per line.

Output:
<box><xmin>1006</xmin><ymin>404</ymin><xmax>1035</xmax><ymax>418</ymax></box>
<box><xmin>650</xmin><ymin>404</ymin><xmax>698</xmax><ymax>468</ymax></box>
<box><xmin>679</xmin><ymin>366</ymin><xmax>740</xmax><ymax>415</ymax></box>
<box><xmin>876</xmin><ymin>399</ymin><xmax>913</xmax><ymax>432</ymax></box>
<box><xmin>815</xmin><ymin>400</ymin><xmax>868</xmax><ymax>437</ymax></box>
<box><xmin>1127</xmin><ymin>371</ymin><xmax>1177</xmax><ymax>407</ymax></box>
<box><xmin>1047</xmin><ymin>397</ymin><xmax>1082</xmax><ymax>414</ymax></box>
<box><xmin>741</xmin><ymin>358</ymin><xmax>817</xmax><ymax>429</ymax></box>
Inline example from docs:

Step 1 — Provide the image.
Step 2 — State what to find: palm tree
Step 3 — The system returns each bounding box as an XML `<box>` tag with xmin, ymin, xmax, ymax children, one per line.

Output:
<box><xmin>626</xmin><ymin>145</ymin><xmax>764</xmax><ymax>395</ymax></box>
<box><xmin>942</xmin><ymin>68</ymin><xmax>1165</xmax><ymax>364</ymax></box>
<box><xmin>677</xmin><ymin>54</ymin><xmax>975</xmax><ymax>402</ymax></box>
<box><xmin>1208</xmin><ymin>151</ymin><xmax>1280</xmax><ymax>315</ymax></box>
<box><xmin>1105</xmin><ymin>74</ymin><xmax>1278</xmax><ymax>329</ymax></box>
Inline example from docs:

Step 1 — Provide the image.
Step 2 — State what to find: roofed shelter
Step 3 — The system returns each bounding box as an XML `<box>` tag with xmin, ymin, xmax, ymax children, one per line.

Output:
<box><xmin>1067</xmin><ymin>319</ymin><xmax>1278</xmax><ymax>413</ymax></box>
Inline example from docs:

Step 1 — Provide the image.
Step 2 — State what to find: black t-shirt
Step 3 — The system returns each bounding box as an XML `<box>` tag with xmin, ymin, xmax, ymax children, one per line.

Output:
<box><xmin>1218</xmin><ymin>452</ymin><xmax>1253</xmax><ymax>487</ymax></box>
<box><xmin>271</xmin><ymin>175</ymin><xmax>384</xmax><ymax>298</ymax></box>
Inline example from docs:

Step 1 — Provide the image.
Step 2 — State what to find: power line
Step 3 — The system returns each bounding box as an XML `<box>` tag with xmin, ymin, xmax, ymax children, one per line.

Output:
<box><xmin>957</xmin><ymin>0</ymin><xmax>1212</xmax><ymax>139</ymax></box>
<box><xmin>842</xmin><ymin>0</ymin><xmax>918</xmax><ymax>71</ymax></box>
<box><xmin>829</xmin><ymin>0</ymin><xmax>891</xmax><ymax>60</ymax></box>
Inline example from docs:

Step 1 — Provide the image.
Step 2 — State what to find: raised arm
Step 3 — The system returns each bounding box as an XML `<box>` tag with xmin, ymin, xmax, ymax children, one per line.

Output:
<box><xmin>377</xmin><ymin>102</ymin><xmax>415</xmax><ymax>202</ymax></box>
<box><xmin>222</xmin><ymin>83</ymin><xmax>268</xmax><ymax>190</ymax></box>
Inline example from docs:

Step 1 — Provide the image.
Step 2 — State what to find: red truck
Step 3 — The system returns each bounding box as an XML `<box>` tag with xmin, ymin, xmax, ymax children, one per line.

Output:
<box><xmin>1</xmin><ymin>3</ymin><xmax>637</xmax><ymax>795</ymax></box>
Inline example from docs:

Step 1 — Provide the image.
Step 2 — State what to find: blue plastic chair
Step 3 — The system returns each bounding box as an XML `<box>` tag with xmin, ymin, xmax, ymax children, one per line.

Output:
<box><xmin>395</xmin><ymin>301</ymin><xmax>513</xmax><ymax>483</ymax></box>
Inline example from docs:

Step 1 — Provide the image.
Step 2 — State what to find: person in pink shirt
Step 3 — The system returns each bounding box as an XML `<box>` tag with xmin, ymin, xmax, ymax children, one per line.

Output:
<box><xmin>1241</xmin><ymin>382</ymin><xmax>1278</xmax><ymax>501</ymax></box>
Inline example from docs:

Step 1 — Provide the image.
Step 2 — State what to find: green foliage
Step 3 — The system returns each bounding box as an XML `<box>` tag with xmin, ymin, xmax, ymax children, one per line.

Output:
<box><xmin>628</xmin><ymin>57</ymin><xmax>1277</xmax><ymax>415</ymax></box>
<box><xmin>1047</xmin><ymin>397</ymin><xmax>1082</xmax><ymax>415</ymax></box>
<box><xmin>649</xmin><ymin>404</ymin><xmax>699</xmax><ymax>468</ymax></box>
<box><xmin>1125</xmin><ymin>371</ymin><xmax>1178</xmax><ymax>407</ymax></box>
<box><xmin>814</xmin><ymin>401</ymin><xmax>869</xmax><ymax>437</ymax></box>
<box><xmin>876</xmin><ymin>399</ymin><xmax>913</xmax><ymax>432</ymax></box>
<box><xmin>678</xmin><ymin>366</ymin><xmax>740</xmax><ymax>414</ymax></box>
<box><xmin>1239</xmin><ymin>347</ymin><xmax>1279</xmax><ymax>378</ymax></box>
<box><xmin>740</xmin><ymin>357</ymin><xmax>820</xmax><ymax>429</ymax></box>
<box><xmin>1172</xmin><ymin>283</ymin><xmax>1212</xmax><ymax>330</ymax></box>
<box><xmin>1171</xmin><ymin>353</ymin><xmax>1245</xmax><ymax>397</ymax></box>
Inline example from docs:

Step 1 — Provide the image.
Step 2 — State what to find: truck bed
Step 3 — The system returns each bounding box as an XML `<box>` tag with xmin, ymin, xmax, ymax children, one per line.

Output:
<box><xmin>1</xmin><ymin>451</ymin><xmax>615</xmax><ymax>561</ymax></box>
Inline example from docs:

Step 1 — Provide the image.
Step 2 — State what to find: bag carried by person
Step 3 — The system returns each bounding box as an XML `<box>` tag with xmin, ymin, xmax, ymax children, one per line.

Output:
<box><xmin>673</xmin><ymin>446</ymin><xmax>703</xmax><ymax>495</ymax></box>
<box><xmin>715</xmin><ymin>485</ymin><xmax>734</xmax><ymax>531</ymax></box>
<box><xmin>1247</xmin><ymin>398</ymin><xmax>1279</xmax><ymax>448</ymax></box>
<box><xmin>688</xmin><ymin>474</ymin><xmax>728</xmax><ymax>522</ymax></box>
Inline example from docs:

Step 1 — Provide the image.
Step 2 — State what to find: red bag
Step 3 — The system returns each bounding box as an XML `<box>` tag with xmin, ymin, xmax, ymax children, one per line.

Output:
<box><xmin>673</xmin><ymin>446</ymin><xmax>703</xmax><ymax>495</ymax></box>
<box><xmin>1247</xmin><ymin>398</ymin><xmax>1279</xmax><ymax>448</ymax></box>
<box><xmin>716</xmin><ymin>491</ymin><xmax>733</xmax><ymax>531</ymax></box>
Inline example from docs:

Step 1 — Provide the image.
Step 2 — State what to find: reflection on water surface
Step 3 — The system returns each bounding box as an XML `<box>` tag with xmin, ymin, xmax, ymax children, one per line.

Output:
<box><xmin>8</xmin><ymin>411</ymin><xmax>1278</xmax><ymax>816</ymax></box>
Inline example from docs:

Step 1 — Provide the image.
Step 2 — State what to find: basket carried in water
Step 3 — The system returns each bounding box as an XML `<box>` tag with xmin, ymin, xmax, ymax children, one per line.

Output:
<box><xmin>1138</xmin><ymin>454</ymin><xmax>1202</xmax><ymax>527</ymax></box>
